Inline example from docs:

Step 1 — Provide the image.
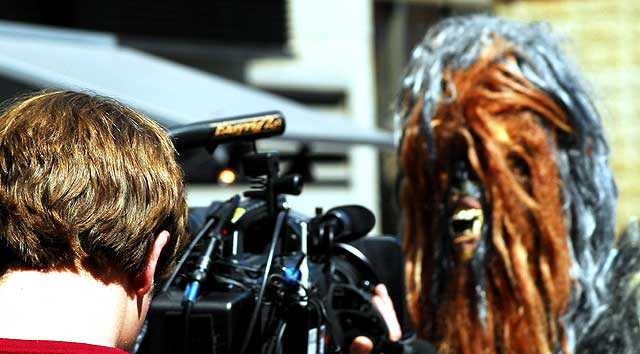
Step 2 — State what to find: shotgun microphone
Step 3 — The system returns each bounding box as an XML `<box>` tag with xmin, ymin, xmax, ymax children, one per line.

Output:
<box><xmin>168</xmin><ymin>111</ymin><xmax>285</xmax><ymax>150</ymax></box>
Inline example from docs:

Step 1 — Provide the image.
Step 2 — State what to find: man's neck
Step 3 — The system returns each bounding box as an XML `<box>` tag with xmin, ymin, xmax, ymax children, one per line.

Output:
<box><xmin>0</xmin><ymin>269</ymin><xmax>137</xmax><ymax>350</ymax></box>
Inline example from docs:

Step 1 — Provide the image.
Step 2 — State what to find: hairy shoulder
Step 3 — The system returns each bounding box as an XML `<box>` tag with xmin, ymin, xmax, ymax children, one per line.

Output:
<box><xmin>574</xmin><ymin>220</ymin><xmax>640</xmax><ymax>354</ymax></box>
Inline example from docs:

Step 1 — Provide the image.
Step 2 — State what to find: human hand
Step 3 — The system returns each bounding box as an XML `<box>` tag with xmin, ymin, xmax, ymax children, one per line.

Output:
<box><xmin>349</xmin><ymin>284</ymin><xmax>402</xmax><ymax>354</ymax></box>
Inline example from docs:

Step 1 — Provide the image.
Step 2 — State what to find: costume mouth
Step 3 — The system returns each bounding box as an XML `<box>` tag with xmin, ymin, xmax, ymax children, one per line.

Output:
<box><xmin>449</xmin><ymin>197</ymin><xmax>483</xmax><ymax>260</ymax></box>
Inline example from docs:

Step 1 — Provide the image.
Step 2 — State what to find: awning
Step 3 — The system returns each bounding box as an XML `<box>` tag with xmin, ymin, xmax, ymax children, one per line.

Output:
<box><xmin>0</xmin><ymin>20</ymin><xmax>394</xmax><ymax>150</ymax></box>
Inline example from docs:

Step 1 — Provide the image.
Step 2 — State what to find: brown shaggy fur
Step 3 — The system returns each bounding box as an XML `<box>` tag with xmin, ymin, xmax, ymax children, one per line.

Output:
<box><xmin>400</xmin><ymin>38</ymin><xmax>572</xmax><ymax>354</ymax></box>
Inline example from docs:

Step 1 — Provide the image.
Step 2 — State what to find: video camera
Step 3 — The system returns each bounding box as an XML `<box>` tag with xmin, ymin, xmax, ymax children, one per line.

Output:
<box><xmin>135</xmin><ymin>112</ymin><xmax>414</xmax><ymax>354</ymax></box>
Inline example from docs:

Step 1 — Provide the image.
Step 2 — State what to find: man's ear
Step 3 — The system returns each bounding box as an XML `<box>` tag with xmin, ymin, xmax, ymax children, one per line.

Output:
<box><xmin>134</xmin><ymin>230</ymin><xmax>170</xmax><ymax>297</ymax></box>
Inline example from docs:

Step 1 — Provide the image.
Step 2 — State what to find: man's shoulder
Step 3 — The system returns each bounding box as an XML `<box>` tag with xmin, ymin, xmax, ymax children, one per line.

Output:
<box><xmin>0</xmin><ymin>338</ymin><xmax>127</xmax><ymax>354</ymax></box>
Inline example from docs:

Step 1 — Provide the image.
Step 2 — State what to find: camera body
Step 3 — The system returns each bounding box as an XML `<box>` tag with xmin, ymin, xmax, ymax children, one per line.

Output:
<box><xmin>136</xmin><ymin>112</ymin><xmax>410</xmax><ymax>354</ymax></box>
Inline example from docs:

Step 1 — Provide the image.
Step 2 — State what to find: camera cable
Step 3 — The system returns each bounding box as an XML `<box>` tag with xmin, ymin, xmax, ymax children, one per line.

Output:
<box><xmin>238</xmin><ymin>209</ymin><xmax>288</xmax><ymax>354</ymax></box>
<box><xmin>131</xmin><ymin>198</ymin><xmax>238</xmax><ymax>354</ymax></box>
<box><xmin>162</xmin><ymin>217</ymin><xmax>216</xmax><ymax>293</ymax></box>
<box><xmin>181</xmin><ymin>194</ymin><xmax>241</xmax><ymax>353</ymax></box>
<box><xmin>161</xmin><ymin>195</ymin><xmax>240</xmax><ymax>293</ymax></box>
<box><xmin>271</xmin><ymin>320</ymin><xmax>287</xmax><ymax>354</ymax></box>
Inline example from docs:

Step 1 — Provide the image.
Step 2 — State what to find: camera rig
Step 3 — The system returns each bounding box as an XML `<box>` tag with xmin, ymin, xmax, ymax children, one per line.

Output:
<box><xmin>134</xmin><ymin>112</ymin><xmax>410</xmax><ymax>354</ymax></box>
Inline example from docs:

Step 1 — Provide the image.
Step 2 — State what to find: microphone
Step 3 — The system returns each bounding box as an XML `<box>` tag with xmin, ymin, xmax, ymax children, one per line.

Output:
<box><xmin>184</xmin><ymin>195</ymin><xmax>240</xmax><ymax>303</ymax></box>
<box><xmin>168</xmin><ymin>111</ymin><xmax>285</xmax><ymax>150</ymax></box>
<box><xmin>319</xmin><ymin>205</ymin><xmax>376</xmax><ymax>244</ymax></box>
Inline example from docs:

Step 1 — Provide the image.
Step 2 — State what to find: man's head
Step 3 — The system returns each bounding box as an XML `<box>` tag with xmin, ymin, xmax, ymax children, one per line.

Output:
<box><xmin>0</xmin><ymin>90</ymin><xmax>188</xmax><ymax>287</ymax></box>
<box><xmin>396</xmin><ymin>16</ymin><xmax>616</xmax><ymax>353</ymax></box>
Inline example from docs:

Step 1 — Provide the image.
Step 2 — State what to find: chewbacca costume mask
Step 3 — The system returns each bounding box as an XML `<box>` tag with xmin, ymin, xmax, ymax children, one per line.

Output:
<box><xmin>395</xmin><ymin>16</ymin><xmax>634</xmax><ymax>354</ymax></box>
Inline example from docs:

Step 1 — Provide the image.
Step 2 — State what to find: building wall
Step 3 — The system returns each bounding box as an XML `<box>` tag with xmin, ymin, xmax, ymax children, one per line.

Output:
<box><xmin>245</xmin><ymin>0</ymin><xmax>382</xmax><ymax>231</ymax></box>
<box><xmin>497</xmin><ymin>0</ymin><xmax>640</xmax><ymax>231</ymax></box>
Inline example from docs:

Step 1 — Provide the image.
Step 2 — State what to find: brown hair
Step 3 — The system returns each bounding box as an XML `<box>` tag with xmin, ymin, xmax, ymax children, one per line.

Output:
<box><xmin>400</xmin><ymin>38</ymin><xmax>571</xmax><ymax>353</ymax></box>
<box><xmin>0</xmin><ymin>90</ymin><xmax>188</xmax><ymax>283</ymax></box>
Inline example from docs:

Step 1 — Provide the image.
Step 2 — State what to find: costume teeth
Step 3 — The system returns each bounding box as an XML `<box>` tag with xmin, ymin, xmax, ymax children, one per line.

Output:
<box><xmin>452</xmin><ymin>208</ymin><xmax>484</xmax><ymax>237</ymax></box>
<box><xmin>452</xmin><ymin>208</ymin><xmax>482</xmax><ymax>221</ymax></box>
<box><xmin>472</xmin><ymin>216</ymin><xmax>482</xmax><ymax>235</ymax></box>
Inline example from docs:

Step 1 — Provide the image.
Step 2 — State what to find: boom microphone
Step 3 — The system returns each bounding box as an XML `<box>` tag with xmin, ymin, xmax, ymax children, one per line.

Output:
<box><xmin>319</xmin><ymin>205</ymin><xmax>376</xmax><ymax>244</ymax></box>
<box><xmin>168</xmin><ymin>111</ymin><xmax>285</xmax><ymax>150</ymax></box>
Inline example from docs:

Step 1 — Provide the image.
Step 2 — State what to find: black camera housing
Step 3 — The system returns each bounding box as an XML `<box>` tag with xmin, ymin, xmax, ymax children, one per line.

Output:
<box><xmin>138</xmin><ymin>234</ymin><xmax>411</xmax><ymax>354</ymax></box>
<box><xmin>135</xmin><ymin>113</ymin><xmax>414</xmax><ymax>354</ymax></box>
